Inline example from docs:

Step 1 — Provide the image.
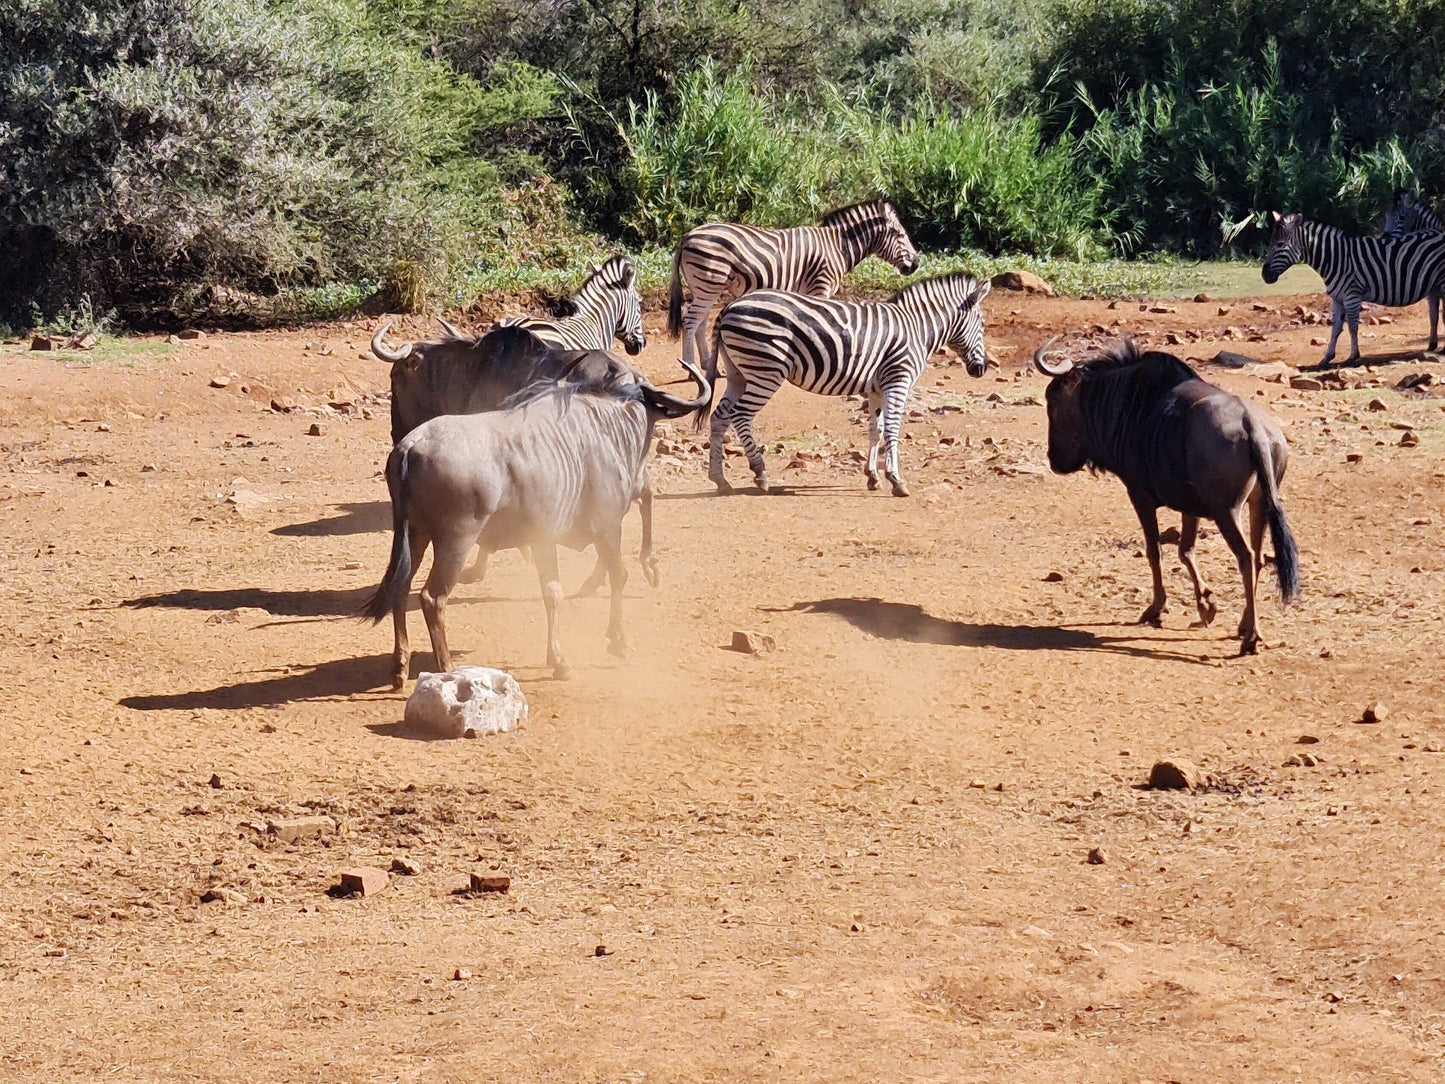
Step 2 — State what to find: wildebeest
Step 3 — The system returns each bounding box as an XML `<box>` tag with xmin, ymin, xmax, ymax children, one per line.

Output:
<box><xmin>372</xmin><ymin>322</ymin><xmax>656</xmax><ymax>591</ymax></box>
<box><xmin>1032</xmin><ymin>339</ymin><xmax>1300</xmax><ymax>653</ymax></box>
<box><xmin>361</xmin><ymin>359</ymin><xmax>711</xmax><ymax>687</ymax></box>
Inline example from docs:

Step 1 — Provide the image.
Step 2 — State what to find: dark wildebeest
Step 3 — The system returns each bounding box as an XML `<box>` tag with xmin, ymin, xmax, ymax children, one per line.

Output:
<box><xmin>1033</xmin><ymin>339</ymin><xmax>1300</xmax><ymax>653</ymax></box>
<box><xmin>372</xmin><ymin>321</ymin><xmax>655</xmax><ymax>592</ymax></box>
<box><xmin>361</xmin><ymin>359</ymin><xmax>710</xmax><ymax>687</ymax></box>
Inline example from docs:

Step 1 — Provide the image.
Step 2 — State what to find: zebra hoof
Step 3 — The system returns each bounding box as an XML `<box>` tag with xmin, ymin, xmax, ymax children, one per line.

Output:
<box><xmin>890</xmin><ymin>481</ymin><xmax>910</xmax><ymax>498</ymax></box>
<box><xmin>866</xmin><ymin>475</ymin><xmax>880</xmax><ymax>491</ymax></box>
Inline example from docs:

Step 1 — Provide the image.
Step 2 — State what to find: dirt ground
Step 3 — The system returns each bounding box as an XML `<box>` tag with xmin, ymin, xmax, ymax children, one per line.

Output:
<box><xmin>2</xmin><ymin>286</ymin><xmax>1444</xmax><ymax>1083</ymax></box>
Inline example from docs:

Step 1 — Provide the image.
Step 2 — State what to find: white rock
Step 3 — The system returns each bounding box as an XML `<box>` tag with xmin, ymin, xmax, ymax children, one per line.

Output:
<box><xmin>404</xmin><ymin>667</ymin><xmax>527</xmax><ymax>738</ymax></box>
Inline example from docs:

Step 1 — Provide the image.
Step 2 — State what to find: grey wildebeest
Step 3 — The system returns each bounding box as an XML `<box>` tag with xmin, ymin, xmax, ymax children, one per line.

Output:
<box><xmin>361</xmin><ymin>358</ymin><xmax>710</xmax><ymax>687</ymax></box>
<box><xmin>1032</xmin><ymin>339</ymin><xmax>1300</xmax><ymax>654</ymax></box>
<box><xmin>371</xmin><ymin>321</ymin><xmax>655</xmax><ymax>592</ymax></box>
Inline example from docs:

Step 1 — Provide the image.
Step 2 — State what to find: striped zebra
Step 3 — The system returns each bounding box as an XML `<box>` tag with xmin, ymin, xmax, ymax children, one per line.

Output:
<box><xmin>706</xmin><ymin>272</ymin><xmax>991</xmax><ymax>497</ymax></box>
<box><xmin>496</xmin><ymin>255</ymin><xmax>645</xmax><ymax>355</ymax></box>
<box><xmin>1262</xmin><ymin>210</ymin><xmax>1445</xmax><ymax>365</ymax></box>
<box><xmin>1383</xmin><ymin>190</ymin><xmax>1444</xmax><ymax>238</ymax></box>
<box><xmin>666</xmin><ymin>200</ymin><xmax>920</xmax><ymax>382</ymax></box>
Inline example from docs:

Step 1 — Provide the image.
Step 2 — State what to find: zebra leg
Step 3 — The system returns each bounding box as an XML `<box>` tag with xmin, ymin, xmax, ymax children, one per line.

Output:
<box><xmin>732</xmin><ymin>406</ymin><xmax>770</xmax><ymax>491</ymax></box>
<box><xmin>865</xmin><ymin>391</ymin><xmax>883</xmax><ymax>490</ymax></box>
<box><xmin>880</xmin><ymin>383</ymin><xmax>912</xmax><ymax>497</ymax></box>
<box><xmin>1344</xmin><ymin>302</ymin><xmax>1362</xmax><ymax>364</ymax></box>
<box><xmin>708</xmin><ymin>394</ymin><xmax>737</xmax><ymax>492</ymax></box>
<box><xmin>1430</xmin><ymin>293</ymin><xmax>1440</xmax><ymax>353</ymax></box>
<box><xmin>1323</xmin><ymin>299</ymin><xmax>1344</xmax><ymax>365</ymax></box>
<box><xmin>684</xmin><ymin>298</ymin><xmax>715</xmax><ymax>376</ymax></box>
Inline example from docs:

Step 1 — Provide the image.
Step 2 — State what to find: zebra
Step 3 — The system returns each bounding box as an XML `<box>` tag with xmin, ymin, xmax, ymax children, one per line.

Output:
<box><xmin>496</xmin><ymin>254</ymin><xmax>645</xmax><ymax>355</ymax></box>
<box><xmin>1262</xmin><ymin>210</ymin><xmax>1445</xmax><ymax>365</ymax></box>
<box><xmin>666</xmin><ymin>200</ymin><xmax>920</xmax><ymax>383</ymax></box>
<box><xmin>1383</xmin><ymin>190</ymin><xmax>1444</xmax><ymax>238</ymax></box>
<box><xmin>705</xmin><ymin>272</ymin><xmax>991</xmax><ymax>497</ymax></box>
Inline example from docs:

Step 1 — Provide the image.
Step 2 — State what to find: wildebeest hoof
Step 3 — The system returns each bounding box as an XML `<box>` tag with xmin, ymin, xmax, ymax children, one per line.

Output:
<box><xmin>608</xmin><ymin>639</ymin><xmax>630</xmax><ymax>659</ymax></box>
<box><xmin>552</xmin><ymin>662</ymin><xmax>573</xmax><ymax>680</ymax></box>
<box><xmin>1238</xmin><ymin>637</ymin><xmax>1261</xmax><ymax>655</ymax></box>
<box><xmin>457</xmin><ymin>562</ymin><xmax>486</xmax><ymax>584</ymax></box>
<box><xmin>1197</xmin><ymin>597</ymin><xmax>1217</xmax><ymax>627</ymax></box>
<box><xmin>642</xmin><ymin>559</ymin><xmax>660</xmax><ymax>588</ymax></box>
<box><xmin>711</xmin><ymin>477</ymin><xmax>733</xmax><ymax>494</ymax></box>
<box><xmin>390</xmin><ymin>674</ymin><xmax>406</xmax><ymax>692</ymax></box>
<box><xmin>1138</xmin><ymin>609</ymin><xmax>1164</xmax><ymax>628</ymax></box>
<box><xmin>891</xmin><ymin>481</ymin><xmax>910</xmax><ymax>497</ymax></box>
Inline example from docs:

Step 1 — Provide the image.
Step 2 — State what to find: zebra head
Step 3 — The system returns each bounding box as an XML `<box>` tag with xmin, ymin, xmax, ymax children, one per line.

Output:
<box><xmin>1383</xmin><ymin>190</ymin><xmax>1442</xmax><ymax>238</ymax></box>
<box><xmin>942</xmin><ymin>277</ymin><xmax>991</xmax><ymax>377</ymax></box>
<box><xmin>1262</xmin><ymin>211</ymin><xmax>1305</xmax><ymax>284</ymax></box>
<box><xmin>576</xmin><ymin>255</ymin><xmax>646</xmax><ymax>355</ymax></box>
<box><xmin>876</xmin><ymin>201</ymin><xmax>921</xmax><ymax>276</ymax></box>
<box><xmin>823</xmin><ymin>200</ymin><xmax>920</xmax><ymax>275</ymax></box>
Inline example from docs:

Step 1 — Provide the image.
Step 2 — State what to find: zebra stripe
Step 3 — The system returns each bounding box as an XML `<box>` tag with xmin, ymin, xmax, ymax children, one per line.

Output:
<box><xmin>1383</xmin><ymin>191</ymin><xmax>1444</xmax><ymax>238</ymax></box>
<box><xmin>1262</xmin><ymin>211</ymin><xmax>1445</xmax><ymax>364</ymax></box>
<box><xmin>497</xmin><ymin>255</ymin><xmax>645</xmax><ymax>355</ymax></box>
<box><xmin>666</xmin><ymin>200</ymin><xmax>921</xmax><ymax>381</ymax></box>
<box><xmin>706</xmin><ymin>272</ymin><xmax>990</xmax><ymax>497</ymax></box>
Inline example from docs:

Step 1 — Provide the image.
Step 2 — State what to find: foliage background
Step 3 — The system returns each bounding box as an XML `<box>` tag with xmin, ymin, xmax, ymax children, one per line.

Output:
<box><xmin>3</xmin><ymin>0</ymin><xmax>1441</xmax><ymax>326</ymax></box>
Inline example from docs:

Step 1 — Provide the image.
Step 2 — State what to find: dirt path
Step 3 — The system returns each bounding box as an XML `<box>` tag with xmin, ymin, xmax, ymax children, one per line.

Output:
<box><xmin>2</xmin><ymin>291</ymin><xmax>1443</xmax><ymax>1082</ymax></box>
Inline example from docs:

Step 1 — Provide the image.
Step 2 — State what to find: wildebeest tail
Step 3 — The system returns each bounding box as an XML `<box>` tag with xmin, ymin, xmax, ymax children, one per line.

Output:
<box><xmin>666</xmin><ymin>243</ymin><xmax>685</xmax><ymax>340</ymax></box>
<box><xmin>693</xmin><ymin>317</ymin><xmax>726</xmax><ymax>432</ymax></box>
<box><xmin>1248</xmin><ymin>427</ymin><xmax>1300</xmax><ymax>604</ymax></box>
<box><xmin>361</xmin><ymin>446</ymin><xmax>413</xmax><ymax>622</ymax></box>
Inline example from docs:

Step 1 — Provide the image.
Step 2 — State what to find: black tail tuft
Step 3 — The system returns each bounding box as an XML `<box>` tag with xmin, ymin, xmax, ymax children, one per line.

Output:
<box><xmin>1268</xmin><ymin>499</ymin><xmax>1300</xmax><ymax>604</ymax></box>
<box><xmin>360</xmin><ymin>447</ymin><xmax>413</xmax><ymax>622</ymax></box>
<box><xmin>666</xmin><ymin>244</ymin><xmax>684</xmax><ymax>340</ymax></box>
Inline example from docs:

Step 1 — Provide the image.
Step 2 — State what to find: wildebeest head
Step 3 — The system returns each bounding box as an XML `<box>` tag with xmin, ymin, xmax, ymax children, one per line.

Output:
<box><xmin>574</xmin><ymin>255</ymin><xmax>646</xmax><ymax>355</ymax></box>
<box><xmin>892</xmin><ymin>272</ymin><xmax>991</xmax><ymax>376</ymax></box>
<box><xmin>1032</xmin><ymin>337</ymin><xmax>1090</xmax><ymax>473</ymax></box>
<box><xmin>823</xmin><ymin>200</ymin><xmax>921</xmax><ymax>276</ymax></box>
<box><xmin>1261</xmin><ymin>210</ymin><xmax>1305</xmax><ymax>284</ymax></box>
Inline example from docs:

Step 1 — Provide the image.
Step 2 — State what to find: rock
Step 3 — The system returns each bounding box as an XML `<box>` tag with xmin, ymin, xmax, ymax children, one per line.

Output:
<box><xmin>1400</xmin><ymin>430</ymin><xmax>1419</xmax><ymax>447</ymax></box>
<box><xmin>266</xmin><ymin>815</ymin><xmax>337</xmax><ymax>844</ymax></box>
<box><xmin>1289</xmin><ymin>375</ymin><xmax>1324</xmax><ymax>391</ymax></box>
<box><xmin>1086</xmin><ymin>847</ymin><xmax>1106</xmax><ymax>865</ymax></box>
<box><xmin>1148</xmin><ymin>305</ymin><xmax>1177</xmax><ymax>314</ymax></box>
<box><xmin>452</xmin><ymin>967</ymin><xmax>472</xmax><ymax>981</ymax></box>
<box><xmin>1217</xmin><ymin>306</ymin><xmax>1232</xmax><ymax>316</ymax></box>
<box><xmin>389</xmin><ymin>857</ymin><xmax>422</xmax><ymax>876</ymax></box>
<box><xmin>403</xmin><ymin>667</ymin><xmax>527</xmax><ymax>739</ymax></box>
<box><xmin>270</xmin><ymin>397</ymin><xmax>295</xmax><ymax>413</ymax></box>
<box><xmin>1359</xmin><ymin>702</ymin><xmax>1388</xmax><ymax>724</ymax></box>
<box><xmin>1193</xmin><ymin>292</ymin><xmax>1213</xmax><ymax>303</ymax></box>
<box><xmin>68</xmin><ymin>332</ymin><xmax>98</xmax><ymax>351</ymax></box>
<box><xmin>730</xmin><ymin>630</ymin><xmax>776</xmax><ymax>656</ymax></box>
<box><xmin>167</xmin><ymin>334</ymin><xmax>184</xmax><ymax>345</ymax></box>
<box><xmin>1397</xmin><ymin>372</ymin><xmax>1433</xmax><ymax>389</ymax></box>
<box><xmin>1298</xmin><ymin>734</ymin><xmax>1320</xmax><ymax>744</ymax></box>
<box><xmin>208</xmin><ymin>773</ymin><xmax>223</xmax><ymax>789</ymax></box>
<box><xmin>337</xmin><ymin>867</ymin><xmax>388</xmax><ymax>898</ymax></box>
<box><xmin>1284</xmin><ymin>752</ymin><xmax>1318</xmax><ymax>767</ymax></box>
<box><xmin>594</xmin><ymin>944</ymin><xmax>612</xmax><ymax>956</ymax></box>
<box><xmin>200</xmin><ymin>887</ymin><xmax>243</xmax><ymax>906</ymax></box>
<box><xmin>989</xmin><ymin>270</ymin><xmax>1054</xmax><ymax>297</ymax></box>
<box><xmin>1146</xmin><ymin>758</ymin><xmax>1200</xmax><ymax>790</ymax></box>
<box><xmin>1213</xmin><ymin>350</ymin><xmax>1260</xmax><ymax>368</ymax></box>
<box><xmin>177</xmin><ymin>328</ymin><xmax>204</xmax><ymax>340</ymax></box>
<box><xmin>1042</xmin><ymin>571</ymin><xmax>1064</xmax><ymax>583</ymax></box>
<box><xmin>29</xmin><ymin>335</ymin><xmax>56</xmax><ymax>351</ymax></box>
<box><xmin>307</xmin><ymin>423</ymin><xmax>326</xmax><ymax>437</ymax></box>
<box><xmin>1345</xmin><ymin>453</ymin><xmax>1363</xmax><ymax>464</ymax></box>
<box><xmin>1366</xmin><ymin>398</ymin><xmax>1388</xmax><ymax>412</ymax></box>
<box><xmin>1249</xmin><ymin>361</ymin><xmax>1298</xmax><ymax>383</ymax></box>
<box><xmin>209</xmin><ymin>375</ymin><xmax>230</xmax><ymax>389</ymax></box>
<box><xmin>469</xmin><ymin>873</ymin><xmax>510</xmax><ymax>894</ymax></box>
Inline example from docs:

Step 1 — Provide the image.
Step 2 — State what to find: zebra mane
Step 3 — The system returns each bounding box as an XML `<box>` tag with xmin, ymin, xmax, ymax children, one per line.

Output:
<box><xmin>888</xmin><ymin>271</ymin><xmax>978</xmax><ymax>304</ymax></box>
<box><xmin>820</xmin><ymin>200</ymin><xmax>896</xmax><ymax>227</ymax></box>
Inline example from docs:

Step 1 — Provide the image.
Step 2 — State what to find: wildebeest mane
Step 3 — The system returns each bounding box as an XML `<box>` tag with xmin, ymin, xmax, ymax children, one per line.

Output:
<box><xmin>500</xmin><ymin>368</ymin><xmax>643</xmax><ymax>413</ymax></box>
<box><xmin>1069</xmin><ymin>340</ymin><xmax>1200</xmax><ymax>475</ymax></box>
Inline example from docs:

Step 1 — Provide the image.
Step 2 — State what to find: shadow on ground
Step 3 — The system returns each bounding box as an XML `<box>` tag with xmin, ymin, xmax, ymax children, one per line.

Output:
<box><xmin>780</xmin><ymin>596</ymin><xmax>1213</xmax><ymax>664</ymax></box>
<box><xmin>271</xmin><ymin>501</ymin><xmax>390</xmax><ymax>537</ymax></box>
<box><xmin>120</xmin><ymin>654</ymin><xmax>404</xmax><ymax>710</ymax></box>
<box><xmin>124</xmin><ymin>586</ymin><xmax>372</xmax><ymax>618</ymax></box>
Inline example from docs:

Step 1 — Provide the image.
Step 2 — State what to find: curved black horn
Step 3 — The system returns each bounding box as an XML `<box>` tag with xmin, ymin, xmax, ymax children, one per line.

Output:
<box><xmin>1032</xmin><ymin>336</ymin><xmax>1072</xmax><ymax>377</ymax></box>
<box><xmin>641</xmin><ymin>359</ymin><xmax>711</xmax><ymax>418</ymax></box>
<box><xmin>435</xmin><ymin>316</ymin><xmax>465</xmax><ymax>339</ymax></box>
<box><xmin>371</xmin><ymin>320</ymin><xmax>412</xmax><ymax>364</ymax></box>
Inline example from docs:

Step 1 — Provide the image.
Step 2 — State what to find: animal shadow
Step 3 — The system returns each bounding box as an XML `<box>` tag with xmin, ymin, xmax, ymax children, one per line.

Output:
<box><xmin>123</xmin><ymin>586</ymin><xmax>371</xmax><ymax>618</ymax></box>
<box><xmin>271</xmin><ymin>500</ymin><xmax>390</xmax><ymax>537</ymax></box>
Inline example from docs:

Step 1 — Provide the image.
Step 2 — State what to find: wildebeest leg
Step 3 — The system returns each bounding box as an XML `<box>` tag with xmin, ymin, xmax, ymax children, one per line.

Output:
<box><xmin>574</xmin><ymin>555</ymin><xmax>608</xmax><ymax>598</ymax></box>
<box><xmin>1322</xmin><ymin>298</ymin><xmax>1344</xmax><ymax>365</ymax></box>
<box><xmin>533</xmin><ymin>543</ymin><xmax>570</xmax><ymax>679</ymax></box>
<box><xmin>596</xmin><ymin>522</ymin><xmax>629</xmax><ymax>658</ymax></box>
<box><xmin>1343</xmin><ymin>300</ymin><xmax>1362</xmax><ymax>364</ymax></box>
<box><xmin>1130</xmin><ymin>492</ymin><xmax>1167</xmax><ymax>626</ymax></box>
<box><xmin>1214</xmin><ymin>507</ymin><xmax>1260</xmax><ymax>653</ymax></box>
<box><xmin>390</xmin><ymin>523</ymin><xmax>429</xmax><ymax>690</ymax></box>
<box><xmin>880</xmin><ymin>379</ymin><xmax>912</xmax><ymax>497</ymax></box>
<box><xmin>864</xmin><ymin>390</ymin><xmax>884</xmax><ymax>490</ymax></box>
<box><xmin>1178</xmin><ymin>514</ymin><xmax>1217</xmax><ymax>627</ymax></box>
<box><xmin>457</xmin><ymin>547</ymin><xmax>488</xmax><ymax>584</ymax></box>
<box><xmin>637</xmin><ymin>476</ymin><xmax>658</xmax><ymax>586</ymax></box>
<box><xmin>1247</xmin><ymin>484</ymin><xmax>1267</xmax><ymax>588</ymax></box>
<box><xmin>418</xmin><ymin>534</ymin><xmax>472</xmax><ymax>673</ymax></box>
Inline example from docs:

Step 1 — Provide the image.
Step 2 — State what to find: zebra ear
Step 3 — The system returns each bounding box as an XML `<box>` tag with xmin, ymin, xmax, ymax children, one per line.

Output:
<box><xmin>1268</xmin><ymin>210</ymin><xmax>1282</xmax><ymax>225</ymax></box>
<box><xmin>971</xmin><ymin>280</ymin><xmax>992</xmax><ymax>306</ymax></box>
<box><xmin>620</xmin><ymin>261</ymin><xmax>635</xmax><ymax>287</ymax></box>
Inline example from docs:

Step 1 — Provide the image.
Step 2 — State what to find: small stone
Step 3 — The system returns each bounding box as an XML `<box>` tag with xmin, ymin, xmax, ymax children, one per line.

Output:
<box><xmin>200</xmin><ymin>887</ymin><xmax>242</xmax><ymax>905</ymax></box>
<box><xmin>1366</xmin><ymin>398</ymin><xmax>1388</xmax><ymax>412</ymax></box>
<box><xmin>389</xmin><ymin>857</ymin><xmax>422</xmax><ymax>876</ymax></box>
<box><xmin>337</xmin><ymin>867</ymin><xmax>388</xmax><ymax>898</ymax></box>
<box><xmin>452</xmin><ymin>967</ymin><xmax>472</xmax><ymax>981</ymax></box>
<box><xmin>989</xmin><ymin>270</ymin><xmax>1054</xmax><ymax>296</ymax></box>
<box><xmin>307</xmin><ymin>423</ymin><xmax>326</xmax><ymax>437</ymax></box>
<box><xmin>1042</xmin><ymin>571</ymin><xmax>1064</xmax><ymax>583</ymax></box>
<box><xmin>1345</xmin><ymin>453</ymin><xmax>1363</xmax><ymax>464</ymax></box>
<box><xmin>730</xmin><ymin>630</ymin><xmax>776</xmax><ymax>656</ymax></box>
<box><xmin>70</xmin><ymin>333</ymin><xmax>98</xmax><ymax>351</ymax></box>
<box><xmin>167</xmin><ymin>334</ymin><xmax>183</xmax><ymax>346</ymax></box>
<box><xmin>1193</xmin><ymin>292</ymin><xmax>1213</xmax><ymax>303</ymax></box>
<box><xmin>177</xmin><ymin>328</ymin><xmax>204</xmax><ymax>340</ymax></box>
<box><xmin>594</xmin><ymin>944</ymin><xmax>611</xmax><ymax>957</ymax></box>
<box><xmin>1213</xmin><ymin>350</ymin><xmax>1260</xmax><ymax>369</ymax></box>
<box><xmin>209</xmin><ymin>376</ymin><xmax>230</xmax><ymax>389</ymax></box>
<box><xmin>270</xmin><ymin>397</ymin><xmax>294</xmax><ymax>413</ymax></box>
<box><xmin>208</xmin><ymin>773</ymin><xmax>222</xmax><ymax>789</ymax></box>
<box><xmin>1360</xmin><ymin>702</ymin><xmax>1388</xmax><ymax>724</ymax></box>
<box><xmin>1086</xmin><ymin>848</ymin><xmax>1106</xmax><ymax>865</ymax></box>
<box><xmin>1146</xmin><ymin>758</ymin><xmax>1200</xmax><ymax>790</ymax></box>
<box><xmin>266</xmin><ymin>815</ymin><xmax>337</xmax><ymax>844</ymax></box>
<box><xmin>1397</xmin><ymin>372</ymin><xmax>1433</xmax><ymax>389</ymax></box>
<box><xmin>1298</xmin><ymin>734</ymin><xmax>1320</xmax><ymax>744</ymax></box>
<box><xmin>1148</xmin><ymin>305</ymin><xmax>1177</xmax><ymax>314</ymax></box>
<box><xmin>1400</xmin><ymin>430</ymin><xmax>1419</xmax><ymax>447</ymax></box>
<box><xmin>1289</xmin><ymin>375</ymin><xmax>1324</xmax><ymax>391</ymax></box>
<box><xmin>469</xmin><ymin>873</ymin><xmax>510</xmax><ymax>894</ymax></box>
<box><xmin>29</xmin><ymin>335</ymin><xmax>55</xmax><ymax>351</ymax></box>
<box><xmin>1217</xmin><ymin>306</ymin><xmax>1231</xmax><ymax>316</ymax></box>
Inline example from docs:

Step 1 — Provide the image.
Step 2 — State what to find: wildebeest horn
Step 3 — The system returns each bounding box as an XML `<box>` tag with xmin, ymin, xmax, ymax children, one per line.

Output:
<box><xmin>641</xmin><ymin>359</ymin><xmax>711</xmax><ymax>417</ymax></box>
<box><xmin>435</xmin><ymin>316</ymin><xmax>464</xmax><ymax>340</ymax></box>
<box><xmin>1032</xmin><ymin>337</ymin><xmax>1073</xmax><ymax>377</ymax></box>
<box><xmin>371</xmin><ymin>321</ymin><xmax>412</xmax><ymax>364</ymax></box>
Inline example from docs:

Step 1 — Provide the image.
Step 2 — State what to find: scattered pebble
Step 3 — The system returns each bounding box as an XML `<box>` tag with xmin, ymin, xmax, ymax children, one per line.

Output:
<box><xmin>469</xmin><ymin>873</ymin><xmax>510</xmax><ymax>894</ymax></box>
<box><xmin>390</xmin><ymin>857</ymin><xmax>422</xmax><ymax>876</ymax></box>
<box><xmin>452</xmin><ymin>967</ymin><xmax>472</xmax><ymax>981</ymax></box>
<box><xmin>1359</xmin><ymin>702</ymin><xmax>1388</xmax><ymax>724</ymax></box>
<box><xmin>208</xmin><ymin>773</ymin><xmax>222</xmax><ymax>789</ymax></box>
<box><xmin>730</xmin><ymin>630</ymin><xmax>776</xmax><ymax>656</ymax></box>
<box><xmin>308</xmin><ymin>423</ymin><xmax>326</xmax><ymax>437</ymax></box>
<box><xmin>337</xmin><ymin>867</ymin><xmax>389</xmax><ymax>898</ymax></box>
<box><xmin>1298</xmin><ymin>734</ymin><xmax>1320</xmax><ymax>744</ymax></box>
<box><xmin>1366</xmin><ymin>398</ymin><xmax>1388</xmax><ymax>412</ymax></box>
<box><xmin>209</xmin><ymin>376</ymin><xmax>230</xmax><ymax>389</ymax></box>
<box><xmin>1086</xmin><ymin>847</ymin><xmax>1106</xmax><ymax>865</ymax></box>
<box><xmin>1146</xmin><ymin>758</ymin><xmax>1200</xmax><ymax>790</ymax></box>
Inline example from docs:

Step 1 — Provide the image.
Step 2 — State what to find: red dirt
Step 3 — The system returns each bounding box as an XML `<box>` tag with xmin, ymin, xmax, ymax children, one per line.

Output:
<box><xmin>2</xmin><ymin>291</ymin><xmax>1444</xmax><ymax>1082</ymax></box>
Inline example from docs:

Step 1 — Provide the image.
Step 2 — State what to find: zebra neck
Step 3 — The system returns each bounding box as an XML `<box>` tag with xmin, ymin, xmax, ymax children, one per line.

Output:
<box><xmin>1300</xmin><ymin>223</ymin><xmax>1347</xmax><ymax>283</ymax></box>
<box><xmin>901</xmin><ymin>300</ymin><xmax>954</xmax><ymax>357</ymax></box>
<box><xmin>828</xmin><ymin>220</ymin><xmax>881</xmax><ymax>271</ymax></box>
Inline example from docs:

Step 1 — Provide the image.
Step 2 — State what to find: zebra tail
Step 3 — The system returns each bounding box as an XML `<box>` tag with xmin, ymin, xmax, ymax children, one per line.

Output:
<box><xmin>360</xmin><ymin>446</ymin><xmax>413</xmax><ymax>622</ymax></box>
<box><xmin>666</xmin><ymin>244</ymin><xmax>684</xmax><ymax>340</ymax></box>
